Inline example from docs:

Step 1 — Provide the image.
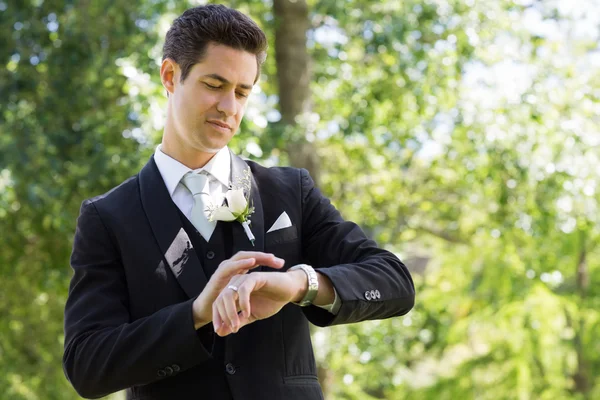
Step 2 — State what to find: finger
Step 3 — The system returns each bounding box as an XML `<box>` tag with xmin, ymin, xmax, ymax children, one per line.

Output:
<box><xmin>214</xmin><ymin>296</ymin><xmax>230</xmax><ymax>335</ymax></box>
<box><xmin>213</xmin><ymin>300</ymin><xmax>232</xmax><ymax>335</ymax></box>
<box><xmin>236</xmin><ymin>309</ymin><xmax>252</xmax><ymax>331</ymax></box>
<box><xmin>222</xmin><ymin>288</ymin><xmax>240</xmax><ymax>333</ymax></box>
<box><xmin>228</xmin><ymin>274</ymin><xmax>246</xmax><ymax>287</ymax></box>
<box><xmin>237</xmin><ymin>276</ymin><xmax>255</xmax><ymax>320</ymax></box>
<box><xmin>212</xmin><ymin>259</ymin><xmax>254</xmax><ymax>286</ymax></box>
<box><xmin>212</xmin><ymin>301</ymin><xmax>222</xmax><ymax>332</ymax></box>
<box><xmin>230</xmin><ymin>251</ymin><xmax>286</xmax><ymax>270</ymax></box>
<box><xmin>230</xmin><ymin>251</ymin><xmax>273</xmax><ymax>262</ymax></box>
<box><xmin>222</xmin><ymin>258</ymin><xmax>256</xmax><ymax>277</ymax></box>
<box><xmin>229</xmin><ymin>275</ymin><xmax>248</xmax><ymax>318</ymax></box>
<box><xmin>216</xmin><ymin>255</ymin><xmax>284</xmax><ymax>283</ymax></box>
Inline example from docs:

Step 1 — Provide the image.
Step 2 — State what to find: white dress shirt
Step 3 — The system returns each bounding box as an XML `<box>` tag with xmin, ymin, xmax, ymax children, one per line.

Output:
<box><xmin>154</xmin><ymin>144</ymin><xmax>231</xmax><ymax>222</ymax></box>
<box><xmin>153</xmin><ymin>145</ymin><xmax>339</xmax><ymax>314</ymax></box>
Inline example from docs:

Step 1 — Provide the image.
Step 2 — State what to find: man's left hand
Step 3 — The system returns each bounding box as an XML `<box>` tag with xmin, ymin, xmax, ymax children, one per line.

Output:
<box><xmin>212</xmin><ymin>269</ymin><xmax>307</xmax><ymax>336</ymax></box>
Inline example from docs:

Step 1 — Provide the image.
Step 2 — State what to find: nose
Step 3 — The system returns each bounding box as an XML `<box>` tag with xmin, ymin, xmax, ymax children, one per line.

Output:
<box><xmin>216</xmin><ymin>90</ymin><xmax>238</xmax><ymax>117</ymax></box>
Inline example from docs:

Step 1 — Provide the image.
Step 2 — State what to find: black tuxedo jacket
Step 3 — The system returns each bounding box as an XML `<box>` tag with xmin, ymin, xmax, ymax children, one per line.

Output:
<box><xmin>63</xmin><ymin>152</ymin><xmax>415</xmax><ymax>400</ymax></box>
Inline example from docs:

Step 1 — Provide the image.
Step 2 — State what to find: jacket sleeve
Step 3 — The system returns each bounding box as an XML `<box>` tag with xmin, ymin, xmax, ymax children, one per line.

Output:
<box><xmin>63</xmin><ymin>200</ymin><xmax>212</xmax><ymax>399</ymax></box>
<box><xmin>298</xmin><ymin>169</ymin><xmax>415</xmax><ymax>327</ymax></box>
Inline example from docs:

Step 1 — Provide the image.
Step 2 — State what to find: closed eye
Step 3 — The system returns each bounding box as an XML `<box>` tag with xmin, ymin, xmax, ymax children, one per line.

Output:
<box><xmin>204</xmin><ymin>82</ymin><xmax>248</xmax><ymax>99</ymax></box>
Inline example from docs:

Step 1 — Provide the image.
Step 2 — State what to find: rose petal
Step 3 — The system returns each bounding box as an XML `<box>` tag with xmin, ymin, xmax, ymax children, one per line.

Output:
<box><xmin>209</xmin><ymin>206</ymin><xmax>236</xmax><ymax>221</ymax></box>
<box><xmin>226</xmin><ymin>188</ymin><xmax>247</xmax><ymax>215</ymax></box>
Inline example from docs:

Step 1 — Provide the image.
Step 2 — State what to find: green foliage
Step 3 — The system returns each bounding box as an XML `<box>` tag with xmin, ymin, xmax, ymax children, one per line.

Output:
<box><xmin>0</xmin><ymin>0</ymin><xmax>164</xmax><ymax>398</ymax></box>
<box><xmin>307</xmin><ymin>1</ymin><xmax>600</xmax><ymax>399</ymax></box>
<box><xmin>1</xmin><ymin>0</ymin><xmax>598</xmax><ymax>399</ymax></box>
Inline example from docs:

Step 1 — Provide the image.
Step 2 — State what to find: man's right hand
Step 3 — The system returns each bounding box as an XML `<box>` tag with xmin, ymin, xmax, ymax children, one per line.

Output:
<box><xmin>192</xmin><ymin>251</ymin><xmax>285</xmax><ymax>329</ymax></box>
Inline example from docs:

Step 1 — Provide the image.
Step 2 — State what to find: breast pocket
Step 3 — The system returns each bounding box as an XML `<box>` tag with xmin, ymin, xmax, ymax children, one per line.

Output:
<box><xmin>265</xmin><ymin>226</ymin><xmax>301</xmax><ymax>269</ymax></box>
<box><xmin>266</xmin><ymin>225</ymin><xmax>298</xmax><ymax>246</ymax></box>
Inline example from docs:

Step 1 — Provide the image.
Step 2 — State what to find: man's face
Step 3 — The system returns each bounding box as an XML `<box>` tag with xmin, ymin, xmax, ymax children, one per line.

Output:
<box><xmin>168</xmin><ymin>43</ymin><xmax>257</xmax><ymax>153</ymax></box>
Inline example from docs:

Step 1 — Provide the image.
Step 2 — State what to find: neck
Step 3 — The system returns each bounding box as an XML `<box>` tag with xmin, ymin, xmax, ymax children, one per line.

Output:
<box><xmin>161</xmin><ymin>111</ymin><xmax>220</xmax><ymax>169</ymax></box>
<box><xmin>160</xmin><ymin>136</ymin><xmax>218</xmax><ymax>170</ymax></box>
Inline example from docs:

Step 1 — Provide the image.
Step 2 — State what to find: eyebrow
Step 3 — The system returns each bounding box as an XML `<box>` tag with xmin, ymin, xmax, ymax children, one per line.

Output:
<box><xmin>201</xmin><ymin>74</ymin><xmax>253</xmax><ymax>91</ymax></box>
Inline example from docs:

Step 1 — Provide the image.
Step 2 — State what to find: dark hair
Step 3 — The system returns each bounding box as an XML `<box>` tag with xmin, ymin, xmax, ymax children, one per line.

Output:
<box><xmin>163</xmin><ymin>4</ymin><xmax>268</xmax><ymax>84</ymax></box>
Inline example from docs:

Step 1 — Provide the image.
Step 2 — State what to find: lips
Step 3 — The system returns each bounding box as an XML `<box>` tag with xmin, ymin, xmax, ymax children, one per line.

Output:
<box><xmin>207</xmin><ymin>120</ymin><xmax>231</xmax><ymax>130</ymax></box>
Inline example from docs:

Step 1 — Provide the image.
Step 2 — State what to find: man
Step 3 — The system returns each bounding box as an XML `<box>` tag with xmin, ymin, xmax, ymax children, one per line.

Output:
<box><xmin>63</xmin><ymin>4</ymin><xmax>415</xmax><ymax>400</ymax></box>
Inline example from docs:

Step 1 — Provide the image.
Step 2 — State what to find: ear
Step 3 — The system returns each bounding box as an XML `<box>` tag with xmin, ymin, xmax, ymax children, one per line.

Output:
<box><xmin>160</xmin><ymin>58</ymin><xmax>178</xmax><ymax>96</ymax></box>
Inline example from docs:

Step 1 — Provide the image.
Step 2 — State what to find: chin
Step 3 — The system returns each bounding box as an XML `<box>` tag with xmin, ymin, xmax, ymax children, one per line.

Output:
<box><xmin>198</xmin><ymin>135</ymin><xmax>231</xmax><ymax>152</ymax></box>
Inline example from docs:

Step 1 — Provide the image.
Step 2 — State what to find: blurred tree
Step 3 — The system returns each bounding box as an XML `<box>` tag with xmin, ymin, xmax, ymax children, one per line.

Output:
<box><xmin>272</xmin><ymin>0</ymin><xmax>321</xmax><ymax>183</ymax></box>
<box><xmin>1</xmin><ymin>0</ymin><xmax>599</xmax><ymax>399</ymax></box>
<box><xmin>0</xmin><ymin>0</ymin><xmax>166</xmax><ymax>398</ymax></box>
<box><xmin>304</xmin><ymin>0</ymin><xmax>600</xmax><ymax>399</ymax></box>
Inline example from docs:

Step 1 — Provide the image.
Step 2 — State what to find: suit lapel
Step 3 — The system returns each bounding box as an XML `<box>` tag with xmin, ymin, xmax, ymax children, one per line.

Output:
<box><xmin>229</xmin><ymin>152</ymin><xmax>265</xmax><ymax>261</ymax></box>
<box><xmin>139</xmin><ymin>156</ymin><xmax>208</xmax><ymax>299</ymax></box>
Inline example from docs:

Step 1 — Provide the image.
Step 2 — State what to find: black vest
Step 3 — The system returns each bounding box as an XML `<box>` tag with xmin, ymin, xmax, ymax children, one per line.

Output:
<box><xmin>176</xmin><ymin>207</ymin><xmax>233</xmax><ymax>279</ymax></box>
<box><xmin>176</xmin><ymin>208</ymin><xmax>235</xmax><ymax>400</ymax></box>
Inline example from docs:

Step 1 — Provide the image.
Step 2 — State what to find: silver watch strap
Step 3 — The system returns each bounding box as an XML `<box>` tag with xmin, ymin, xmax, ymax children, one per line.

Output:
<box><xmin>289</xmin><ymin>264</ymin><xmax>319</xmax><ymax>307</ymax></box>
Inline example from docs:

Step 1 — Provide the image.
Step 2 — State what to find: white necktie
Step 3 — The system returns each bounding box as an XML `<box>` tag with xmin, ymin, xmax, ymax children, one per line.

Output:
<box><xmin>180</xmin><ymin>172</ymin><xmax>217</xmax><ymax>241</ymax></box>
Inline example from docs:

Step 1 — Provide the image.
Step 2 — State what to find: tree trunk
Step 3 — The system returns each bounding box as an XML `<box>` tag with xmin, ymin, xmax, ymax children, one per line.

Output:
<box><xmin>273</xmin><ymin>0</ymin><xmax>327</xmax><ymax>396</ymax></box>
<box><xmin>572</xmin><ymin>229</ymin><xmax>590</xmax><ymax>397</ymax></box>
<box><xmin>273</xmin><ymin>0</ymin><xmax>320</xmax><ymax>185</ymax></box>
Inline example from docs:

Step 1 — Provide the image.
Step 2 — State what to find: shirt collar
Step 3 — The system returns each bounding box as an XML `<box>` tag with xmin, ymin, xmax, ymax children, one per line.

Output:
<box><xmin>154</xmin><ymin>145</ymin><xmax>231</xmax><ymax>196</ymax></box>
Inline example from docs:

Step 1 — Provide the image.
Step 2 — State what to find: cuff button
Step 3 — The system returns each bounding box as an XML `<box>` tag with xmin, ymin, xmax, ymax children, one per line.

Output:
<box><xmin>225</xmin><ymin>363</ymin><xmax>236</xmax><ymax>375</ymax></box>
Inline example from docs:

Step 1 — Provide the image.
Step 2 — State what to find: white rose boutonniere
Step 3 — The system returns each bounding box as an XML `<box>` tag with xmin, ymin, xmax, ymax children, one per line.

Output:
<box><xmin>206</xmin><ymin>167</ymin><xmax>256</xmax><ymax>245</ymax></box>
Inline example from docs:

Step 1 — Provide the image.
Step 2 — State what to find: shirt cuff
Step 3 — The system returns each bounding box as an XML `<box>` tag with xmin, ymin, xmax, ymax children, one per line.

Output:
<box><xmin>315</xmin><ymin>287</ymin><xmax>341</xmax><ymax>315</ymax></box>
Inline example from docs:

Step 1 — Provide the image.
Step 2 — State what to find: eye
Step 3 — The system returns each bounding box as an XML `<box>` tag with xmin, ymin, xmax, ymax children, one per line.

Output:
<box><xmin>204</xmin><ymin>83</ymin><xmax>220</xmax><ymax>89</ymax></box>
<box><xmin>236</xmin><ymin>92</ymin><xmax>248</xmax><ymax>99</ymax></box>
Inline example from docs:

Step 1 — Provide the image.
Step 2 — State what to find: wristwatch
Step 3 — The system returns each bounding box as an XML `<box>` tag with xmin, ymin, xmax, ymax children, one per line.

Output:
<box><xmin>288</xmin><ymin>264</ymin><xmax>319</xmax><ymax>307</ymax></box>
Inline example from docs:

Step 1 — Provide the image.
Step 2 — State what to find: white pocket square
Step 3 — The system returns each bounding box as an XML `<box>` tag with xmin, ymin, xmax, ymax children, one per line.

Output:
<box><xmin>267</xmin><ymin>211</ymin><xmax>292</xmax><ymax>233</ymax></box>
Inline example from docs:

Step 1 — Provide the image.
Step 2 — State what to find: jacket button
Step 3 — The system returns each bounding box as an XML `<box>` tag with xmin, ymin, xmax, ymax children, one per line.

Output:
<box><xmin>172</xmin><ymin>364</ymin><xmax>180</xmax><ymax>372</ymax></box>
<box><xmin>365</xmin><ymin>291</ymin><xmax>372</xmax><ymax>301</ymax></box>
<box><xmin>206</xmin><ymin>251</ymin><xmax>215</xmax><ymax>260</ymax></box>
<box><xmin>157</xmin><ymin>369</ymin><xmax>166</xmax><ymax>378</ymax></box>
<box><xmin>225</xmin><ymin>363</ymin><xmax>236</xmax><ymax>375</ymax></box>
<box><xmin>165</xmin><ymin>366</ymin><xmax>174</xmax><ymax>375</ymax></box>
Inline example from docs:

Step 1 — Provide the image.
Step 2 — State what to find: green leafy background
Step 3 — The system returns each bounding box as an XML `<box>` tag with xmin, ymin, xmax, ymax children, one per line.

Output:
<box><xmin>1</xmin><ymin>0</ymin><xmax>598</xmax><ymax>399</ymax></box>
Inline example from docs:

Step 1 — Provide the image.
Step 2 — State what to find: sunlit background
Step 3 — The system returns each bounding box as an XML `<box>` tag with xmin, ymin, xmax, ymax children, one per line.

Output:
<box><xmin>1</xmin><ymin>0</ymin><xmax>599</xmax><ymax>399</ymax></box>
